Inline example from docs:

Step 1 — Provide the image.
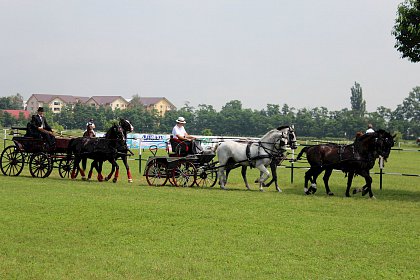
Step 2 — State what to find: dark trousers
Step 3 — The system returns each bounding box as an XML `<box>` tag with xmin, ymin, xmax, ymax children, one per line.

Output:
<box><xmin>40</xmin><ymin>131</ymin><xmax>56</xmax><ymax>147</ymax></box>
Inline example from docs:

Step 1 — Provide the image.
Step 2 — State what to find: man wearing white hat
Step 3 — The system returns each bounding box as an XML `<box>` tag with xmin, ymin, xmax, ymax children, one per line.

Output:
<box><xmin>172</xmin><ymin>117</ymin><xmax>196</xmax><ymax>141</ymax></box>
<box><xmin>171</xmin><ymin>117</ymin><xmax>202</xmax><ymax>154</ymax></box>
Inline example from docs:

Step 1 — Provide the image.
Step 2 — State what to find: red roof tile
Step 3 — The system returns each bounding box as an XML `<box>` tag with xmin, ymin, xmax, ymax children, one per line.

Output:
<box><xmin>2</xmin><ymin>110</ymin><xmax>31</xmax><ymax>119</ymax></box>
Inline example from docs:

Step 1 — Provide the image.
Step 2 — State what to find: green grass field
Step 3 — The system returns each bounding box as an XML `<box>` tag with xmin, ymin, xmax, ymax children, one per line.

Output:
<box><xmin>0</xmin><ymin>139</ymin><xmax>419</xmax><ymax>279</ymax></box>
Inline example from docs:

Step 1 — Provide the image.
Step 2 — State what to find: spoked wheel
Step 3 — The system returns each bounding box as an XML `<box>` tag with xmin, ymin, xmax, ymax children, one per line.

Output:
<box><xmin>145</xmin><ymin>159</ymin><xmax>168</xmax><ymax>186</ymax></box>
<box><xmin>59</xmin><ymin>158</ymin><xmax>77</xmax><ymax>178</ymax></box>
<box><xmin>29</xmin><ymin>152</ymin><xmax>53</xmax><ymax>178</ymax></box>
<box><xmin>172</xmin><ymin>161</ymin><xmax>196</xmax><ymax>187</ymax></box>
<box><xmin>0</xmin><ymin>146</ymin><xmax>25</xmax><ymax>176</ymax></box>
<box><xmin>195</xmin><ymin>163</ymin><xmax>218</xmax><ymax>188</ymax></box>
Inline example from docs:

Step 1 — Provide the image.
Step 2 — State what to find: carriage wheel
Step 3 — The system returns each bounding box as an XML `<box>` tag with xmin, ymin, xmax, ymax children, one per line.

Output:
<box><xmin>0</xmin><ymin>146</ymin><xmax>25</xmax><ymax>176</ymax></box>
<box><xmin>172</xmin><ymin>161</ymin><xmax>196</xmax><ymax>187</ymax></box>
<box><xmin>58</xmin><ymin>158</ymin><xmax>77</xmax><ymax>178</ymax></box>
<box><xmin>29</xmin><ymin>152</ymin><xmax>53</xmax><ymax>178</ymax></box>
<box><xmin>195</xmin><ymin>163</ymin><xmax>218</xmax><ymax>188</ymax></box>
<box><xmin>145</xmin><ymin>159</ymin><xmax>168</xmax><ymax>186</ymax></box>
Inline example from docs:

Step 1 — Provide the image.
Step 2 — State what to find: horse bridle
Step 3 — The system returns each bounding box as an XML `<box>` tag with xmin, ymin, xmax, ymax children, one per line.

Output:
<box><xmin>375</xmin><ymin>133</ymin><xmax>394</xmax><ymax>159</ymax></box>
<box><xmin>260</xmin><ymin>127</ymin><xmax>296</xmax><ymax>158</ymax></box>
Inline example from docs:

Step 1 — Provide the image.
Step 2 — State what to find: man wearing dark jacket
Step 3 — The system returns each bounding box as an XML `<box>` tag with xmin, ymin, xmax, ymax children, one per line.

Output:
<box><xmin>29</xmin><ymin>107</ymin><xmax>55</xmax><ymax>147</ymax></box>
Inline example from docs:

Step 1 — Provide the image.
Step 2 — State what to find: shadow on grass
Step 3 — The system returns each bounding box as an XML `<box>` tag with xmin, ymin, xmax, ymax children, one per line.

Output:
<box><xmin>7</xmin><ymin>174</ymin><xmax>419</xmax><ymax>203</ymax></box>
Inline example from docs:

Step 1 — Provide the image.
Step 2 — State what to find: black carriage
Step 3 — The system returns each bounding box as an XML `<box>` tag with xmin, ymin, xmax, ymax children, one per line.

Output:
<box><xmin>1</xmin><ymin>127</ymin><xmax>75</xmax><ymax>178</ymax></box>
<box><xmin>143</xmin><ymin>139</ymin><xmax>218</xmax><ymax>188</ymax></box>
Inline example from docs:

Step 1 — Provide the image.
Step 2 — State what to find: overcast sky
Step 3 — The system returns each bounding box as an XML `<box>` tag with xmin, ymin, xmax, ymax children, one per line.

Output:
<box><xmin>0</xmin><ymin>0</ymin><xmax>418</xmax><ymax>112</ymax></box>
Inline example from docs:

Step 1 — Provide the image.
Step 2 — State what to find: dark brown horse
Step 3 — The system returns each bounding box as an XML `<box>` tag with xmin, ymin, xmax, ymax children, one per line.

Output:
<box><xmin>296</xmin><ymin>130</ymin><xmax>394</xmax><ymax>198</ymax></box>
<box><xmin>67</xmin><ymin>123</ymin><xmax>126</xmax><ymax>181</ymax></box>
<box><xmin>82</xmin><ymin>119</ymin><xmax>134</xmax><ymax>182</ymax></box>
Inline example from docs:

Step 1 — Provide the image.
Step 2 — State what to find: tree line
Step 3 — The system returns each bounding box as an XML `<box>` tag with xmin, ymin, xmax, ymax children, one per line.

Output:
<box><xmin>1</xmin><ymin>84</ymin><xmax>419</xmax><ymax>140</ymax></box>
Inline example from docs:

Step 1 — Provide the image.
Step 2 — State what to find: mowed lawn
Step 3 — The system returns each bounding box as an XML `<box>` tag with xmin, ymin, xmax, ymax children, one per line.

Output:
<box><xmin>0</xmin><ymin>145</ymin><xmax>419</xmax><ymax>279</ymax></box>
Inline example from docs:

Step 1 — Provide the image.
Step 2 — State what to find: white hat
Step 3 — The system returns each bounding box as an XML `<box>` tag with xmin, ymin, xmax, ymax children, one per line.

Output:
<box><xmin>176</xmin><ymin>117</ymin><xmax>186</xmax><ymax>124</ymax></box>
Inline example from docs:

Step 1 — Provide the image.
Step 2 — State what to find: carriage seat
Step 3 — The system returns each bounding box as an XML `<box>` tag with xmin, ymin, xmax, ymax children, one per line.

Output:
<box><xmin>169</xmin><ymin>135</ymin><xmax>189</xmax><ymax>157</ymax></box>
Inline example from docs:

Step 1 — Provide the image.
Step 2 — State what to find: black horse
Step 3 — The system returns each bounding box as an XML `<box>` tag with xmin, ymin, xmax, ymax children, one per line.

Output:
<box><xmin>67</xmin><ymin>123</ymin><xmax>126</xmax><ymax>181</ymax></box>
<box><xmin>81</xmin><ymin>119</ymin><xmax>134</xmax><ymax>182</ymax></box>
<box><xmin>296</xmin><ymin>130</ymin><xmax>394</xmax><ymax>198</ymax></box>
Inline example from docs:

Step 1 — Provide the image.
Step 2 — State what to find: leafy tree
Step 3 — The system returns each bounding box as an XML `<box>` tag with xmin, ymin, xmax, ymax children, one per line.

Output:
<box><xmin>350</xmin><ymin>82</ymin><xmax>366</xmax><ymax>118</ymax></box>
<box><xmin>128</xmin><ymin>94</ymin><xmax>143</xmax><ymax>108</ymax></box>
<box><xmin>1</xmin><ymin>112</ymin><xmax>15</xmax><ymax>127</ymax></box>
<box><xmin>195</xmin><ymin>104</ymin><xmax>218</xmax><ymax>136</ymax></box>
<box><xmin>391</xmin><ymin>86</ymin><xmax>420</xmax><ymax>138</ymax></box>
<box><xmin>392</xmin><ymin>0</ymin><xmax>420</xmax><ymax>63</ymax></box>
<box><xmin>219</xmin><ymin>100</ymin><xmax>245</xmax><ymax>136</ymax></box>
<box><xmin>0</xmin><ymin>93</ymin><xmax>24</xmax><ymax>109</ymax></box>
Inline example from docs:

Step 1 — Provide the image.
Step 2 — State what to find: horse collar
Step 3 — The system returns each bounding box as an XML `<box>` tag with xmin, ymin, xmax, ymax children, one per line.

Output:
<box><xmin>246</xmin><ymin>142</ymin><xmax>256</xmax><ymax>168</ymax></box>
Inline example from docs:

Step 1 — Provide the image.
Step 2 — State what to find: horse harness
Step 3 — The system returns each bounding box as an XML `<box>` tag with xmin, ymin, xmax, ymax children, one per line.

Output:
<box><xmin>245</xmin><ymin>140</ymin><xmax>285</xmax><ymax>168</ymax></box>
<box><xmin>334</xmin><ymin>143</ymin><xmax>375</xmax><ymax>167</ymax></box>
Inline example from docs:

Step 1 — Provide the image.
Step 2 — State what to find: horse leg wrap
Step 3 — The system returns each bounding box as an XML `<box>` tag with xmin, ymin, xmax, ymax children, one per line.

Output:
<box><xmin>308</xmin><ymin>183</ymin><xmax>317</xmax><ymax>194</ymax></box>
<box><xmin>127</xmin><ymin>170</ymin><xmax>133</xmax><ymax>183</ymax></box>
<box><xmin>362</xmin><ymin>187</ymin><xmax>369</xmax><ymax>196</ymax></box>
<box><xmin>111</xmin><ymin>170</ymin><xmax>119</xmax><ymax>183</ymax></box>
<box><xmin>79</xmin><ymin>168</ymin><xmax>86</xmax><ymax>180</ymax></box>
<box><xmin>98</xmin><ymin>174</ymin><xmax>104</xmax><ymax>182</ymax></box>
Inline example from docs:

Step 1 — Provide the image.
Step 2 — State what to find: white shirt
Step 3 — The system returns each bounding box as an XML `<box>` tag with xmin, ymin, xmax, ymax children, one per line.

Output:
<box><xmin>366</xmin><ymin>128</ymin><xmax>375</xmax><ymax>133</ymax></box>
<box><xmin>172</xmin><ymin>125</ymin><xmax>187</xmax><ymax>139</ymax></box>
<box><xmin>38</xmin><ymin>114</ymin><xmax>44</xmax><ymax>129</ymax></box>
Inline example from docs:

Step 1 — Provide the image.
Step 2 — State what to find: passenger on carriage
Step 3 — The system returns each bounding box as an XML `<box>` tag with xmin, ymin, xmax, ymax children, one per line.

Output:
<box><xmin>83</xmin><ymin>119</ymin><xmax>96</xmax><ymax>138</ymax></box>
<box><xmin>27</xmin><ymin>107</ymin><xmax>56</xmax><ymax>148</ymax></box>
<box><xmin>366</xmin><ymin>123</ymin><xmax>375</xmax><ymax>134</ymax></box>
<box><xmin>171</xmin><ymin>117</ymin><xmax>203</xmax><ymax>155</ymax></box>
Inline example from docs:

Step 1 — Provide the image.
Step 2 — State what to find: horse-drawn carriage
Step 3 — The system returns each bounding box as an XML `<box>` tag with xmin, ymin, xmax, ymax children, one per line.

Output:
<box><xmin>144</xmin><ymin>126</ymin><xmax>298</xmax><ymax>189</ymax></box>
<box><xmin>143</xmin><ymin>139</ymin><xmax>218</xmax><ymax>188</ymax></box>
<box><xmin>0</xmin><ymin>127</ymin><xmax>75</xmax><ymax>178</ymax></box>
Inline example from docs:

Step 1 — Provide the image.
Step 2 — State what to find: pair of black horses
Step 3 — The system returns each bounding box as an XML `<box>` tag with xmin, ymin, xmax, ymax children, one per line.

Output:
<box><xmin>67</xmin><ymin>119</ymin><xmax>134</xmax><ymax>183</ymax></box>
<box><xmin>296</xmin><ymin>129</ymin><xmax>395</xmax><ymax>198</ymax></box>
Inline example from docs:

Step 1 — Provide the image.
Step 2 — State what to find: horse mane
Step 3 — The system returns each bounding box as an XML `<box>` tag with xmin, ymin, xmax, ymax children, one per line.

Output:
<box><xmin>277</xmin><ymin>125</ymin><xmax>289</xmax><ymax>131</ymax></box>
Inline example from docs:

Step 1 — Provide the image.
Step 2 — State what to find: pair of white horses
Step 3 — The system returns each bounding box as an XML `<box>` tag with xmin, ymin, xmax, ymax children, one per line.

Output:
<box><xmin>215</xmin><ymin>126</ymin><xmax>297</xmax><ymax>191</ymax></box>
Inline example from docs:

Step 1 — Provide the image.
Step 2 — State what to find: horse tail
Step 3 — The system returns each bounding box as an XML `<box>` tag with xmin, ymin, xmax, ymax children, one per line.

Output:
<box><xmin>67</xmin><ymin>138</ymin><xmax>76</xmax><ymax>160</ymax></box>
<box><xmin>296</xmin><ymin>146</ymin><xmax>309</xmax><ymax>161</ymax></box>
<box><xmin>212</xmin><ymin>142</ymin><xmax>221</xmax><ymax>154</ymax></box>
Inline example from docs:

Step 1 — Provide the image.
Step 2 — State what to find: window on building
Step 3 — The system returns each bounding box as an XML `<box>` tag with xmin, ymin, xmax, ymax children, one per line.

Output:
<box><xmin>53</xmin><ymin>101</ymin><xmax>60</xmax><ymax>105</ymax></box>
<box><xmin>53</xmin><ymin>107</ymin><xmax>60</xmax><ymax>112</ymax></box>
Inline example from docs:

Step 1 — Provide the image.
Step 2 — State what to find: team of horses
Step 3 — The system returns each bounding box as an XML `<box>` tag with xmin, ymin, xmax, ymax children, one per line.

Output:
<box><xmin>66</xmin><ymin>121</ymin><xmax>395</xmax><ymax>199</ymax></box>
<box><xmin>67</xmin><ymin>118</ymin><xmax>134</xmax><ymax>183</ymax></box>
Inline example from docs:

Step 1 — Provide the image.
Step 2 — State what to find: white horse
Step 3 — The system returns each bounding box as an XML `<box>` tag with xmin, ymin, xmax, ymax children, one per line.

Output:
<box><xmin>216</xmin><ymin>126</ymin><xmax>297</xmax><ymax>191</ymax></box>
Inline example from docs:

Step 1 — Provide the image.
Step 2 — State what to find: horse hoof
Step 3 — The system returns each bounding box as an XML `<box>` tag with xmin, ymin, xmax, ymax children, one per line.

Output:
<box><xmin>352</xmin><ymin>189</ymin><xmax>358</xmax><ymax>195</ymax></box>
<box><xmin>308</xmin><ymin>186</ymin><xmax>317</xmax><ymax>194</ymax></box>
<box><xmin>105</xmin><ymin>177</ymin><xmax>110</xmax><ymax>182</ymax></box>
<box><xmin>113</xmin><ymin>178</ymin><xmax>117</xmax><ymax>183</ymax></box>
<box><xmin>276</xmin><ymin>189</ymin><xmax>282</xmax><ymax>193</ymax></box>
<box><xmin>327</xmin><ymin>192</ymin><xmax>334</xmax><ymax>196</ymax></box>
<box><xmin>369</xmin><ymin>196</ymin><xmax>376</xmax><ymax>200</ymax></box>
<box><xmin>128</xmin><ymin>179</ymin><xmax>133</xmax><ymax>183</ymax></box>
<box><xmin>82</xmin><ymin>177</ymin><xmax>87</xmax><ymax>181</ymax></box>
<box><xmin>345</xmin><ymin>193</ymin><xmax>351</xmax><ymax>197</ymax></box>
<box><xmin>305</xmin><ymin>191</ymin><xmax>311</xmax><ymax>195</ymax></box>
